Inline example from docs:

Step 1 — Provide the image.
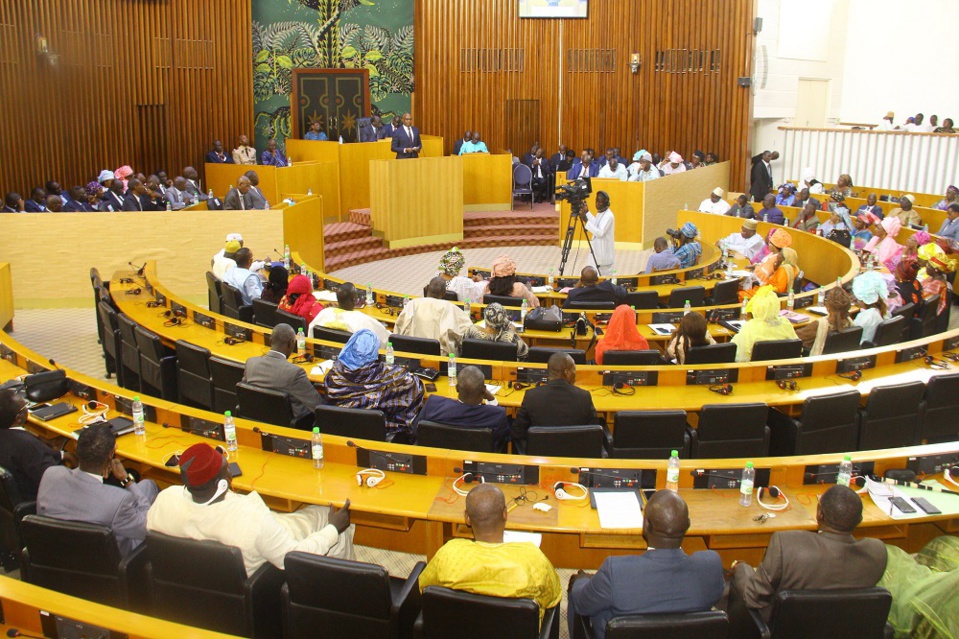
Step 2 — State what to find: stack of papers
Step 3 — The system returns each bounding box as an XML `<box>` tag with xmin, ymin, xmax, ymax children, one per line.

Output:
<box><xmin>779</xmin><ymin>309</ymin><xmax>809</xmax><ymax>324</ymax></box>
<box><xmin>313</xmin><ymin>290</ymin><xmax>337</xmax><ymax>302</ymax></box>
<box><xmin>530</xmin><ymin>286</ymin><xmax>554</xmax><ymax>294</ymax></box>
<box><xmin>593</xmin><ymin>491</ymin><xmax>643</xmax><ymax>529</ymax></box>
<box><xmin>648</xmin><ymin>324</ymin><xmax>676</xmax><ymax>336</ymax></box>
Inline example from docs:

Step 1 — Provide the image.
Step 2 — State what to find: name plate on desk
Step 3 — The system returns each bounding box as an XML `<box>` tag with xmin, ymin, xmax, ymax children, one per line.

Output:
<box><xmin>260</xmin><ymin>431</ymin><xmax>310</xmax><ymax>459</ymax></box>
<box><xmin>650</xmin><ymin>274</ymin><xmax>680</xmax><ymax>285</ymax></box>
<box><xmin>692</xmin><ymin>467</ymin><xmax>770</xmax><ymax>490</ymax></box>
<box><xmin>193</xmin><ymin>311</ymin><xmax>215</xmax><ymax>330</ymax></box>
<box><xmin>896</xmin><ymin>345</ymin><xmax>928</xmax><ymax>363</ymax></box>
<box><xmin>652</xmin><ymin>312</ymin><xmax>682</xmax><ymax>324</ymax></box>
<box><xmin>943</xmin><ymin>335</ymin><xmax>959</xmax><ymax>351</ymax></box>
<box><xmin>765</xmin><ymin>363</ymin><xmax>812</xmax><ymax>381</ymax></box>
<box><xmin>579</xmin><ymin>467</ymin><xmax>651</xmax><ymax>489</ymax></box>
<box><xmin>224</xmin><ymin>322</ymin><xmax>253</xmax><ymax>342</ymax></box>
<box><xmin>803</xmin><ymin>461</ymin><xmax>875</xmax><ymax>485</ymax></box>
<box><xmin>602</xmin><ymin>370</ymin><xmax>658</xmax><ymax>387</ymax></box>
<box><xmin>686</xmin><ymin>368</ymin><xmax>738</xmax><ymax>385</ymax></box>
<box><xmin>836</xmin><ymin>355</ymin><xmax>876</xmax><ymax>374</ymax></box>
<box><xmin>516</xmin><ymin>367</ymin><xmax>549</xmax><ymax>385</ymax></box>
<box><xmin>463</xmin><ymin>460</ymin><xmax>538</xmax><ymax>485</ymax></box>
<box><xmin>179</xmin><ymin>415</ymin><xmax>225</xmax><ymax>441</ymax></box>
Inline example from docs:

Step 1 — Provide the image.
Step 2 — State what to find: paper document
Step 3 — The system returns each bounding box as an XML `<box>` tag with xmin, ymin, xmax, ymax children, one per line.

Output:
<box><xmin>313</xmin><ymin>290</ymin><xmax>337</xmax><ymax>302</ymax></box>
<box><xmin>310</xmin><ymin>360</ymin><xmax>334</xmax><ymax>377</ymax></box>
<box><xmin>503</xmin><ymin>530</ymin><xmax>543</xmax><ymax>547</ymax></box>
<box><xmin>647</xmin><ymin>324</ymin><xmax>676</xmax><ymax>336</ymax></box>
<box><xmin>485</xmin><ymin>384</ymin><xmax>501</xmax><ymax>396</ymax></box>
<box><xmin>593</xmin><ymin>491</ymin><xmax>643</xmax><ymax>529</ymax></box>
<box><xmin>530</xmin><ymin>286</ymin><xmax>553</xmax><ymax>294</ymax></box>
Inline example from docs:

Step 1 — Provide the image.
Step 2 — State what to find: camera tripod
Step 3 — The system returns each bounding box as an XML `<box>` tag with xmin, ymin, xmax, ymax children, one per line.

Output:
<box><xmin>558</xmin><ymin>200</ymin><xmax>601</xmax><ymax>276</ymax></box>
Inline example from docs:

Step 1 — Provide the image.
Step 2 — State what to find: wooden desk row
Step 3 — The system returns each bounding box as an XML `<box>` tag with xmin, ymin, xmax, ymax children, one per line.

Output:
<box><xmin>791</xmin><ymin>181</ymin><xmax>947</xmax><ymax>210</ymax></box>
<box><xmin>1</xmin><ymin>329</ymin><xmax>957</xmax><ymax>571</ymax></box>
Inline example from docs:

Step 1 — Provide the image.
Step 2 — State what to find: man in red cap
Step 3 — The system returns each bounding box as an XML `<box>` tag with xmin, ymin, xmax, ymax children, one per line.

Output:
<box><xmin>147</xmin><ymin>443</ymin><xmax>353</xmax><ymax>576</ymax></box>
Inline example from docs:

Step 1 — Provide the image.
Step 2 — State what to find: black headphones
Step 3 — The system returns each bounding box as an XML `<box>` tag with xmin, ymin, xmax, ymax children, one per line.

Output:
<box><xmin>119</xmin><ymin>277</ymin><xmax>135</xmax><ymax>284</ymax></box>
<box><xmin>709</xmin><ymin>383</ymin><xmax>733</xmax><ymax>395</ymax></box>
<box><xmin>223</xmin><ymin>336</ymin><xmax>244</xmax><ymax>345</ymax></box>
<box><xmin>292</xmin><ymin>354</ymin><xmax>315</xmax><ymax>364</ymax></box>
<box><xmin>612</xmin><ymin>381</ymin><xmax>636</xmax><ymax>396</ymax></box>
<box><xmin>925</xmin><ymin>355</ymin><xmax>950</xmax><ymax>370</ymax></box>
<box><xmin>146</xmin><ymin>300</ymin><xmax>163</xmax><ymax>308</ymax></box>
<box><xmin>776</xmin><ymin>379</ymin><xmax>798</xmax><ymax>391</ymax></box>
<box><xmin>125</xmin><ymin>287</ymin><xmax>142</xmax><ymax>295</ymax></box>
<box><xmin>838</xmin><ymin>370</ymin><xmax>862</xmax><ymax>381</ymax></box>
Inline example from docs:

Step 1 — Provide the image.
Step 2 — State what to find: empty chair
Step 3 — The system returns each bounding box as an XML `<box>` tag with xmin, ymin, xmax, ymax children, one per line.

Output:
<box><xmin>574</xmin><ymin>611</ymin><xmax>729</xmax><ymax>639</ymax></box>
<box><xmin>460</xmin><ymin>338</ymin><xmax>519</xmax><ymax>362</ymax></box>
<box><xmin>483</xmin><ymin>294</ymin><xmax>523</xmax><ymax>308</ymax></box>
<box><xmin>206</xmin><ymin>271</ymin><xmax>222</xmax><ymax>315</ymax></box>
<box><xmin>731</xmin><ymin>588</ymin><xmax>892</xmax><ymax>639</ymax></box>
<box><xmin>750</xmin><ymin>339</ymin><xmax>803</xmax><ymax>362</ymax></box>
<box><xmin>315</xmin><ymin>404</ymin><xmax>387</xmax><ymax>441</ymax></box>
<box><xmin>313</xmin><ymin>325</ymin><xmax>353</xmax><ymax>344</ymax></box>
<box><xmin>221</xmin><ymin>281</ymin><xmax>254</xmax><ymax>324</ymax></box>
<box><xmin>282</xmin><ymin>552</ymin><xmax>425</xmax><ymax>639</ymax></box>
<box><xmin>684</xmin><ymin>342</ymin><xmax>737</xmax><ymax>364</ymax></box>
<box><xmin>512</xmin><ymin>163</ymin><xmax>533</xmax><ymax>210</ymax></box>
<box><xmin>665</xmin><ymin>286</ymin><xmax>705</xmax><ymax>309</ymax></box>
<box><xmin>415</xmin><ymin>585</ymin><xmax>558</xmax><ymax>639</ymax></box>
<box><xmin>857</xmin><ymin>381</ymin><xmax>926</xmax><ymax>450</ymax></box>
<box><xmin>134</xmin><ymin>325</ymin><xmax>178</xmax><ymax>401</ymax></box>
<box><xmin>252</xmin><ymin>298</ymin><xmax>278</xmax><ymax>329</ymax></box>
<box><xmin>0</xmin><ymin>466</ymin><xmax>35</xmax><ymax>571</ymax></box>
<box><xmin>116</xmin><ymin>313</ymin><xmax>141</xmax><ymax>391</ymax></box>
<box><xmin>236</xmin><ymin>381</ymin><xmax>313</xmax><ymax>430</ymax></box>
<box><xmin>706</xmin><ymin>279</ymin><xmax>740</xmax><ymax>306</ymax></box>
<box><xmin>767</xmin><ymin>390</ymin><xmax>861</xmax><ymax>456</ymax></box>
<box><xmin>526</xmin><ymin>425</ymin><xmax>607</xmax><ymax>458</ymax></box>
<box><xmin>623</xmin><ymin>291</ymin><xmax>659</xmax><ymax>310</ymax></box>
<box><xmin>208</xmin><ymin>356</ymin><xmax>246</xmax><ymax>415</ymax></box>
<box><xmin>821</xmin><ymin>327</ymin><xmax>864</xmax><ymax>355</ymax></box>
<box><xmin>20</xmin><ymin>515</ymin><xmax>146</xmax><ymax>609</ymax></box>
<box><xmin>602</xmin><ymin>350</ymin><xmax>663</xmax><ymax>365</ymax></box>
<box><xmin>97</xmin><ymin>300</ymin><xmax>121</xmax><ymax>381</ymax></box>
<box><xmin>175</xmin><ymin>341</ymin><xmax>214</xmax><ymax>411</ymax></box>
<box><xmin>689</xmin><ymin>404</ymin><xmax>770</xmax><ymax>458</ymax></box>
<box><xmin>609</xmin><ymin>411</ymin><xmax>690</xmax><ymax>459</ymax></box>
<box><xmin>526</xmin><ymin>347</ymin><xmax>587</xmax><ymax>365</ymax></box>
<box><xmin>417</xmin><ymin>420</ymin><xmax>495</xmax><ymax>453</ymax></box>
<box><xmin>918</xmin><ymin>372</ymin><xmax>959</xmax><ymax>443</ymax></box>
<box><xmin>389</xmin><ymin>334</ymin><xmax>441</xmax><ymax>356</ymax></box>
<box><xmin>863</xmin><ymin>315</ymin><xmax>905</xmax><ymax>348</ymax></box>
<box><xmin>276</xmin><ymin>309</ymin><xmax>308</xmax><ymax>335</ymax></box>
<box><xmin>145</xmin><ymin>531</ymin><xmax>285</xmax><ymax>638</ymax></box>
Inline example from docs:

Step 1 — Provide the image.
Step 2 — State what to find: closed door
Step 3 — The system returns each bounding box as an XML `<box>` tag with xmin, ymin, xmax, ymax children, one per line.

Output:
<box><xmin>794</xmin><ymin>79</ymin><xmax>829</xmax><ymax>127</ymax></box>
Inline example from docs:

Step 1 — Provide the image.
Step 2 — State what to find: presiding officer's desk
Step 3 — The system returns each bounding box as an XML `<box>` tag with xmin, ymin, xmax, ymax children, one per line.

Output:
<box><xmin>3</xmin><ymin>328</ymin><xmax>958</xmax><ymax>571</ymax></box>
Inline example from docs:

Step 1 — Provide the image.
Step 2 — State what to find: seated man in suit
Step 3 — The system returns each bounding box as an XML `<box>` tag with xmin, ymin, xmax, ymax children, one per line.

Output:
<box><xmin>164</xmin><ymin>176</ymin><xmax>195</xmax><ymax>210</ymax></box>
<box><xmin>260</xmin><ymin>138</ymin><xmax>288</xmax><ymax>167</ymax></box>
<box><xmin>419</xmin><ymin>484</ymin><xmax>561</xmax><ymax>624</ymax></box>
<box><xmin>2</xmin><ymin>191</ymin><xmax>23</xmax><ymax>212</ymax></box>
<box><xmin>23</xmin><ymin>187</ymin><xmax>47</xmax><ymax>212</ymax></box>
<box><xmin>568</xmin><ymin>490</ymin><xmax>724</xmax><ymax>638</ymax></box>
<box><xmin>732</xmin><ymin>484</ymin><xmax>887</xmax><ymax>622</ymax></box>
<box><xmin>121</xmin><ymin>178</ymin><xmax>147</xmax><ymax>211</ymax></box>
<box><xmin>205</xmin><ymin>139</ymin><xmax>233</xmax><ymax>164</ymax></box>
<box><xmin>394</xmin><ymin>277</ymin><xmax>473</xmax><ymax>356</ymax></box>
<box><xmin>360</xmin><ymin>115</ymin><xmax>383</xmax><ymax>142</ymax></box>
<box><xmin>100</xmin><ymin>180</ymin><xmax>125</xmax><ymax>212</ymax></box>
<box><xmin>563</xmin><ymin>266</ymin><xmax>626</xmax><ymax>308</ymax></box>
<box><xmin>527</xmin><ymin>146</ymin><xmax>553</xmax><ymax>203</ymax></box>
<box><xmin>242</xmin><ymin>323</ymin><xmax>323</xmax><ymax>421</ymax></box>
<box><xmin>148</xmin><ymin>442</ymin><xmax>354</xmax><ymax>577</ymax></box>
<box><xmin>223</xmin><ymin>176</ymin><xmax>253</xmax><ymax>210</ymax></box>
<box><xmin>244</xmin><ymin>170</ymin><xmax>269</xmax><ymax>209</ymax></box>
<box><xmin>183</xmin><ymin>166</ymin><xmax>208</xmax><ymax>201</ymax></box>
<box><xmin>37</xmin><ymin>422</ymin><xmax>158</xmax><ymax>557</ymax></box>
<box><xmin>567</xmin><ymin>149</ymin><xmax>598</xmax><ymax>180</ymax></box>
<box><xmin>0</xmin><ymin>389</ymin><xmax>75</xmax><ymax>501</ymax></box>
<box><xmin>232</xmin><ymin>134</ymin><xmax>257</xmax><ymax>165</ymax></box>
<box><xmin>309</xmin><ymin>282</ymin><xmax>391</xmax><ymax>347</ymax></box>
<box><xmin>414</xmin><ymin>365</ymin><xmax>509</xmax><ymax>452</ymax></box>
<box><xmin>510</xmin><ymin>352</ymin><xmax>598</xmax><ymax>448</ymax></box>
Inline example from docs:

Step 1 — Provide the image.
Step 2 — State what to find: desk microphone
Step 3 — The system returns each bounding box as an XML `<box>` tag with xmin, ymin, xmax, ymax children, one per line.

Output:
<box><xmin>128</xmin><ymin>261</ymin><xmax>146</xmax><ymax>277</ymax></box>
<box><xmin>347</xmin><ymin>440</ymin><xmax>409</xmax><ymax>469</ymax></box>
<box><xmin>48</xmin><ymin>358</ymin><xmax>63</xmax><ymax>371</ymax></box>
<box><xmin>272</xmin><ymin>248</ymin><xmax>284</xmax><ymax>261</ymax></box>
<box><xmin>7</xmin><ymin>629</ymin><xmax>46</xmax><ymax>639</ymax></box>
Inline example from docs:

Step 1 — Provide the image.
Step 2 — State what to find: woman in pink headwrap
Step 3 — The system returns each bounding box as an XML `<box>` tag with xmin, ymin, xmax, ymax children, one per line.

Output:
<box><xmin>113</xmin><ymin>165</ymin><xmax>133</xmax><ymax>190</ymax></box>
<box><xmin>484</xmin><ymin>255</ymin><xmax>539</xmax><ymax>308</ymax></box>
<box><xmin>903</xmin><ymin>229</ymin><xmax>930</xmax><ymax>261</ymax></box>
<box><xmin>863</xmin><ymin>216</ymin><xmax>904</xmax><ymax>272</ymax></box>
<box><xmin>658</xmin><ymin>151</ymin><xmax>687</xmax><ymax>176</ymax></box>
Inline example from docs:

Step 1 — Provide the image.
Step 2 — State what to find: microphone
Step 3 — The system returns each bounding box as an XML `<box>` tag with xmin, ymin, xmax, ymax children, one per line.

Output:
<box><xmin>48</xmin><ymin>358</ymin><xmax>62</xmax><ymax>371</ymax></box>
<box><xmin>8</xmin><ymin>629</ymin><xmax>47</xmax><ymax>639</ymax></box>
<box><xmin>869</xmin><ymin>474</ymin><xmax>959</xmax><ymax>496</ymax></box>
<box><xmin>128</xmin><ymin>261</ymin><xmax>146</xmax><ymax>276</ymax></box>
<box><xmin>272</xmin><ymin>248</ymin><xmax>284</xmax><ymax>261</ymax></box>
<box><xmin>348</xmin><ymin>440</ymin><xmax>410</xmax><ymax>470</ymax></box>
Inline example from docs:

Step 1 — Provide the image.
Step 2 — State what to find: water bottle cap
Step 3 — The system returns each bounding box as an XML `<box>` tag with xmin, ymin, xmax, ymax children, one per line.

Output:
<box><xmin>387</xmin><ymin>342</ymin><xmax>392</xmax><ymax>347</ymax></box>
<box><xmin>224</xmin><ymin>410</ymin><xmax>231</xmax><ymax>417</ymax></box>
<box><xmin>746</xmin><ymin>461</ymin><xmax>754</xmax><ymax>468</ymax></box>
<box><xmin>670</xmin><ymin>450</ymin><xmax>678</xmax><ymax>457</ymax></box>
<box><xmin>313</xmin><ymin>427</ymin><xmax>319</xmax><ymax>434</ymax></box>
<box><xmin>843</xmin><ymin>454</ymin><xmax>851</xmax><ymax>461</ymax></box>
<box><xmin>298</xmin><ymin>328</ymin><xmax>304</xmax><ymax>333</ymax></box>
<box><xmin>134</xmin><ymin>396</ymin><xmax>141</xmax><ymax>401</ymax></box>
<box><xmin>685</xmin><ymin>299</ymin><xmax>690</xmax><ymax>304</ymax></box>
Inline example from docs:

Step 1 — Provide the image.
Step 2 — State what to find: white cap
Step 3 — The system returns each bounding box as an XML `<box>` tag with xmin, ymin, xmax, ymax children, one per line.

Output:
<box><xmin>712</xmin><ymin>187</ymin><xmax>725</xmax><ymax>197</ymax></box>
<box><xmin>226</xmin><ymin>233</ymin><xmax>243</xmax><ymax>242</ymax></box>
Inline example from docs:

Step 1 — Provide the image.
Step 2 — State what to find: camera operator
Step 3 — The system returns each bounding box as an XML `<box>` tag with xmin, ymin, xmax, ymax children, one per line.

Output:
<box><xmin>667</xmin><ymin>222</ymin><xmax>702</xmax><ymax>268</ymax></box>
<box><xmin>578</xmin><ymin>190</ymin><xmax>616</xmax><ymax>275</ymax></box>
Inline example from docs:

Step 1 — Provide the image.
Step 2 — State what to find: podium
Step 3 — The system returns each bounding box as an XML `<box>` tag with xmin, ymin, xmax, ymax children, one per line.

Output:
<box><xmin>369</xmin><ymin>157</ymin><xmax>464</xmax><ymax>248</ymax></box>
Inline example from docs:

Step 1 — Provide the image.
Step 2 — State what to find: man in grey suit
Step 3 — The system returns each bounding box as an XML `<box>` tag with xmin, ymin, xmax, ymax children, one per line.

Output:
<box><xmin>732</xmin><ymin>484</ymin><xmax>887</xmax><ymax>622</ymax></box>
<box><xmin>244</xmin><ymin>170</ymin><xmax>269</xmax><ymax>209</ymax></box>
<box><xmin>164</xmin><ymin>176</ymin><xmax>195</xmax><ymax>210</ymax></box>
<box><xmin>37</xmin><ymin>423</ymin><xmax>158</xmax><ymax>557</ymax></box>
<box><xmin>242</xmin><ymin>324</ymin><xmax>323</xmax><ymax>421</ymax></box>
<box><xmin>568</xmin><ymin>490</ymin><xmax>724</xmax><ymax>639</ymax></box>
<box><xmin>223</xmin><ymin>176</ymin><xmax>254</xmax><ymax>211</ymax></box>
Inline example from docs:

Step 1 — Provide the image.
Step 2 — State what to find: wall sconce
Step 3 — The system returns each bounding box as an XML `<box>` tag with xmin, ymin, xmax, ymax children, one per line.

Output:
<box><xmin>35</xmin><ymin>33</ymin><xmax>48</xmax><ymax>55</ymax></box>
<box><xmin>630</xmin><ymin>53</ymin><xmax>641</xmax><ymax>74</ymax></box>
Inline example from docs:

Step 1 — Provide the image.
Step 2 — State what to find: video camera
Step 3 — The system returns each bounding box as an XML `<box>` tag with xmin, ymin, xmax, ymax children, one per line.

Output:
<box><xmin>555</xmin><ymin>177</ymin><xmax>592</xmax><ymax>204</ymax></box>
<box><xmin>666</xmin><ymin>228</ymin><xmax>683</xmax><ymax>240</ymax></box>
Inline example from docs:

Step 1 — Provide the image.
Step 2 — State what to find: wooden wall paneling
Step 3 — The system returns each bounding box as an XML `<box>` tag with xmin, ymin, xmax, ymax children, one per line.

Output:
<box><xmin>0</xmin><ymin>0</ymin><xmax>252</xmax><ymax>197</ymax></box>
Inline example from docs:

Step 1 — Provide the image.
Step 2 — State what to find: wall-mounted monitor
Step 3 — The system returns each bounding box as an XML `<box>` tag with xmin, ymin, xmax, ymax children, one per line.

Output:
<box><xmin>519</xmin><ymin>0</ymin><xmax>589</xmax><ymax>19</ymax></box>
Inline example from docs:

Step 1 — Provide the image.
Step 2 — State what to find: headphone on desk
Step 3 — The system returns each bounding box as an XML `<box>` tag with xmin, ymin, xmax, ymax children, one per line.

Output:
<box><xmin>452</xmin><ymin>472</ymin><xmax>484</xmax><ymax>496</ymax></box>
<box><xmin>356</xmin><ymin>468</ymin><xmax>386</xmax><ymax>488</ymax></box>
<box><xmin>925</xmin><ymin>355</ymin><xmax>950</xmax><ymax>370</ymax></box>
<box><xmin>757</xmin><ymin>486</ymin><xmax>790</xmax><ymax>511</ymax></box>
<box><xmin>611</xmin><ymin>382</ymin><xmax>636</xmax><ymax>396</ymax></box>
<box><xmin>223</xmin><ymin>336</ymin><xmax>245</xmax><ymax>345</ymax></box>
<box><xmin>776</xmin><ymin>379</ymin><xmax>799</xmax><ymax>391</ymax></box>
<box><xmin>292</xmin><ymin>354</ymin><xmax>315</xmax><ymax>364</ymax></box>
<box><xmin>838</xmin><ymin>370</ymin><xmax>862</xmax><ymax>382</ymax></box>
<box><xmin>553</xmin><ymin>481</ymin><xmax>589</xmax><ymax>501</ymax></box>
<box><xmin>944</xmin><ymin>466</ymin><xmax>959</xmax><ymax>488</ymax></box>
<box><xmin>79</xmin><ymin>400</ymin><xmax>109</xmax><ymax>424</ymax></box>
<box><xmin>709</xmin><ymin>383</ymin><xmax>733</xmax><ymax>396</ymax></box>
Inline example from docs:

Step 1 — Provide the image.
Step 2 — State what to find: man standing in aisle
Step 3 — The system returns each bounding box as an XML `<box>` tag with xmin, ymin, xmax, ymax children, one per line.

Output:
<box><xmin>392</xmin><ymin>113</ymin><xmax>421</xmax><ymax>159</ymax></box>
<box><xmin>750</xmin><ymin>150</ymin><xmax>778</xmax><ymax>203</ymax></box>
<box><xmin>580</xmin><ymin>190</ymin><xmax>615</xmax><ymax>276</ymax></box>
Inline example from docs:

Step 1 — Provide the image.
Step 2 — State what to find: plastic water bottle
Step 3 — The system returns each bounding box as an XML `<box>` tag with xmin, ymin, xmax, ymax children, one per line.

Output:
<box><xmin>739</xmin><ymin>461</ymin><xmax>755</xmax><ymax>506</ymax></box>
<box><xmin>207</xmin><ymin>188</ymin><xmax>214</xmax><ymax>199</ymax></box>
<box><xmin>741</xmin><ymin>297</ymin><xmax>748</xmax><ymax>318</ymax></box>
<box><xmin>683</xmin><ymin>299</ymin><xmax>691</xmax><ymax>315</ymax></box>
<box><xmin>837</xmin><ymin>454</ymin><xmax>853</xmax><ymax>487</ymax></box>
<box><xmin>836</xmin><ymin>277</ymin><xmax>842</xmax><ymax>289</ymax></box>
<box><xmin>403</xmin><ymin>294</ymin><xmax>410</xmax><ymax>308</ymax></box>
<box><xmin>165</xmin><ymin>201</ymin><xmax>172</xmax><ymax>211</ymax></box>
<box><xmin>448</xmin><ymin>354</ymin><xmax>457</xmax><ymax>388</ymax></box>
<box><xmin>818</xmin><ymin>286</ymin><xmax>825</xmax><ymax>305</ymax></box>
<box><xmin>311</xmin><ymin>427</ymin><xmax>324</xmax><ymax>469</ymax></box>
<box><xmin>666</xmin><ymin>450</ymin><xmax>680</xmax><ymax>492</ymax></box>
<box><xmin>611</xmin><ymin>270</ymin><xmax>618</xmax><ymax>285</ymax></box>
<box><xmin>224</xmin><ymin>410</ymin><xmax>237</xmax><ymax>452</ymax></box>
<box><xmin>787</xmin><ymin>290</ymin><xmax>795</xmax><ymax>311</ymax></box>
<box><xmin>366</xmin><ymin>284</ymin><xmax>374</xmax><ymax>306</ymax></box>
<box><xmin>385</xmin><ymin>341</ymin><xmax>395</xmax><ymax>366</ymax></box>
<box><xmin>521</xmin><ymin>298</ymin><xmax>529</xmax><ymax>323</ymax></box>
<box><xmin>763</xmin><ymin>212</ymin><xmax>768</xmax><ymax>223</ymax></box>
<box><xmin>296</xmin><ymin>328</ymin><xmax>306</xmax><ymax>354</ymax></box>
<box><xmin>132</xmin><ymin>396</ymin><xmax>146</xmax><ymax>436</ymax></box>
<box><xmin>464</xmin><ymin>298</ymin><xmax>471</xmax><ymax>320</ymax></box>
<box><xmin>284</xmin><ymin>244</ymin><xmax>291</xmax><ymax>270</ymax></box>
<box><xmin>548</xmin><ymin>268</ymin><xmax>555</xmax><ymax>288</ymax></box>
<box><xmin>307</xmin><ymin>188</ymin><xmax>313</xmax><ymax>196</ymax></box>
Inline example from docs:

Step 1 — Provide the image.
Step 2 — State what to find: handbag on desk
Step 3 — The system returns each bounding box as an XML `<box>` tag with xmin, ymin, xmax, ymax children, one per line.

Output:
<box><xmin>523</xmin><ymin>305</ymin><xmax>563</xmax><ymax>332</ymax></box>
<box><xmin>24</xmin><ymin>370</ymin><xmax>69</xmax><ymax>403</ymax></box>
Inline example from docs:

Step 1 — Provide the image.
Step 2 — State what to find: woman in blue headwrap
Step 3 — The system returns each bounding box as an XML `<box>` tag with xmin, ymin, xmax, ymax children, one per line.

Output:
<box><xmin>324</xmin><ymin>329</ymin><xmax>425</xmax><ymax>443</ymax></box>
<box><xmin>852</xmin><ymin>271</ymin><xmax>890</xmax><ymax>344</ymax></box>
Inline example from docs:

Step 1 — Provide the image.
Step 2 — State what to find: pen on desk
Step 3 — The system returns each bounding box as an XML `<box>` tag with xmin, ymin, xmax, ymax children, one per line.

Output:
<box><xmin>507</xmin><ymin>501</ymin><xmax>519</xmax><ymax>513</ymax></box>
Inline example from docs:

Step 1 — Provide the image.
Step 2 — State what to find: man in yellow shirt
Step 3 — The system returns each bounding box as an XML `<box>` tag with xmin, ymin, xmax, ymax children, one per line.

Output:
<box><xmin>418</xmin><ymin>484</ymin><xmax>561</xmax><ymax>622</ymax></box>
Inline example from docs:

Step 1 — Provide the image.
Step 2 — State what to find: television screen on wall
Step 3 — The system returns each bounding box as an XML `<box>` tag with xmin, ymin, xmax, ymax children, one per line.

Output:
<box><xmin>519</xmin><ymin>0</ymin><xmax>588</xmax><ymax>19</ymax></box>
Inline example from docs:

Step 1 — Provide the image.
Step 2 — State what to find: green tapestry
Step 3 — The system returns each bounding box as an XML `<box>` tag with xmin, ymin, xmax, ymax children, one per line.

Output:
<box><xmin>251</xmin><ymin>0</ymin><xmax>414</xmax><ymax>151</ymax></box>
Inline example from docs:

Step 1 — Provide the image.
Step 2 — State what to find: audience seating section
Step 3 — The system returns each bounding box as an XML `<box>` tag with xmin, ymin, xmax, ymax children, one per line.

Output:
<box><xmin>690</xmin><ymin>404</ymin><xmax>770</xmax><ymax>459</ymax></box>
